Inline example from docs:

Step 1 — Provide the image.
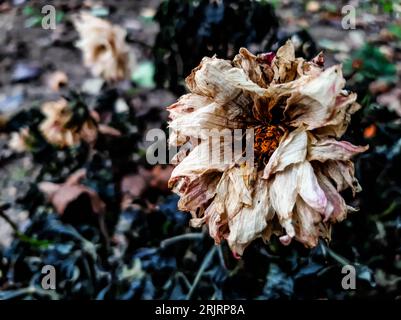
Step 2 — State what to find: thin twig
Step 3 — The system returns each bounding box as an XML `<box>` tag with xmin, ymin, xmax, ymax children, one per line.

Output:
<box><xmin>320</xmin><ymin>242</ymin><xmax>350</xmax><ymax>266</ymax></box>
<box><xmin>175</xmin><ymin>272</ymin><xmax>191</xmax><ymax>291</ymax></box>
<box><xmin>160</xmin><ymin>233</ymin><xmax>204</xmax><ymax>249</ymax></box>
<box><xmin>0</xmin><ymin>286</ymin><xmax>60</xmax><ymax>300</ymax></box>
<box><xmin>217</xmin><ymin>245</ymin><xmax>227</xmax><ymax>269</ymax></box>
<box><xmin>186</xmin><ymin>246</ymin><xmax>217</xmax><ymax>300</ymax></box>
<box><xmin>0</xmin><ymin>208</ymin><xmax>18</xmax><ymax>232</ymax></box>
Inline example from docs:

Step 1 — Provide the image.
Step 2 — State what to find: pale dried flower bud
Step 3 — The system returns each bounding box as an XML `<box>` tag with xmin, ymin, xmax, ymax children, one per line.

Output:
<box><xmin>74</xmin><ymin>13</ymin><xmax>131</xmax><ymax>82</ymax></box>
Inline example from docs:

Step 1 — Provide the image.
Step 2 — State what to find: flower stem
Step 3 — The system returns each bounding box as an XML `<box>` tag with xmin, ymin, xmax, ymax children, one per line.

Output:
<box><xmin>186</xmin><ymin>245</ymin><xmax>217</xmax><ymax>300</ymax></box>
<box><xmin>160</xmin><ymin>232</ymin><xmax>203</xmax><ymax>249</ymax></box>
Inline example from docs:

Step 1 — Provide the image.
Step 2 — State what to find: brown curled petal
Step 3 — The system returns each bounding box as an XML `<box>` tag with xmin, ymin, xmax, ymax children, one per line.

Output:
<box><xmin>284</xmin><ymin>65</ymin><xmax>346</xmax><ymax>130</ymax></box>
<box><xmin>39</xmin><ymin>171</ymin><xmax>106</xmax><ymax>217</ymax></box>
<box><xmin>293</xmin><ymin>197</ymin><xmax>321</xmax><ymax>248</ymax></box>
<box><xmin>322</xmin><ymin>160</ymin><xmax>361</xmax><ymax>196</ymax></box>
<box><xmin>177</xmin><ymin>172</ymin><xmax>220</xmax><ymax>214</ymax></box>
<box><xmin>315</xmin><ymin>168</ymin><xmax>348</xmax><ymax>222</ymax></box>
<box><xmin>313</xmin><ymin>93</ymin><xmax>360</xmax><ymax>138</ymax></box>
<box><xmin>185</xmin><ymin>56</ymin><xmax>266</xmax><ymax>103</ymax></box>
<box><xmin>308</xmin><ymin>139</ymin><xmax>369</xmax><ymax>162</ymax></box>
<box><xmin>233</xmin><ymin>47</ymin><xmax>269</xmax><ymax>88</ymax></box>
<box><xmin>167</xmin><ymin>93</ymin><xmax>213</xmax><ymax>121</ymax></box>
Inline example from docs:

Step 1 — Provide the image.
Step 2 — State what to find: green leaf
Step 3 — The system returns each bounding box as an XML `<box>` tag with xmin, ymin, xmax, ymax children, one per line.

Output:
<box><xmin>388</xmin><ymin>24</ymin><xmax>401</xmax><ymax>41</ymax></box>
<box><xmin>131</xmin><ymin>61</ymin><xmax>156</xmax><ymax>89</ymax></box>
<box><xmin>343</xmin><ymin>44</ymin><xmax>397</xmax><ymax>82</ymax></box>
<box><xmin>24</xmin><ymin>16</ymin><xmax>42</xmax><ymax>28</ymax></box>
<box><xmin>56</xmin><ymin>11</ymin><xmax>65</xmax><ymax>23</ymax></box>
<box><xmin>16</xmin><ymin>232</ymin><xmax>52</xmax><ymax>249</ymax></box>
<box><xmin>22</xmin><ymin>6</ymin><xmax>35</xmax><ymax>16</ymax></box>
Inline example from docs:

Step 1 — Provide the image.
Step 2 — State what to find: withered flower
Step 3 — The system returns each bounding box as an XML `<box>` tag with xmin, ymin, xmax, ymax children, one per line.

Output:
<box><xmin>39</xmin><ymin>98</ymin><xmax>97</xmax><ymax>147</ymax></box>
<box><xmin>74</xmin><ymin>13</ymin><xmax>131</xmax><ymax>82</ymax></box>
<box><xmin>167</xmin><ymin>41</ymin><xmax>368</xmax><ymax>255</ymax></box>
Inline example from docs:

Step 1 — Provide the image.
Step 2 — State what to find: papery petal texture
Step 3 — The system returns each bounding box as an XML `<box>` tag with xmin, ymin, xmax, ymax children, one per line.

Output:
<box><xmin>167</xmin><ymin>40</ymin><xmax>367</xmax><ymax>255</ymax></box>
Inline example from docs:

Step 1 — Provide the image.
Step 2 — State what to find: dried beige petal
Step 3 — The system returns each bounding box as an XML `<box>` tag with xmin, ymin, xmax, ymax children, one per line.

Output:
<box><xmin>263</xmin><ymin>127</ymin><xmax>308</xmax><ymax>179</ymax></box>
<box><xmin>308</xmin><ymin>139</ymin><xmax>369</xmax><ymax>162</ymax></box>
<box><xmin>314</xmin><ymin>92</ymin><xmax>360</xmax><ymax>138</ymax></box>
<box><xmin>177</xmin><ymin>172</ymin><xmax>220</xmax><ymax>215</ymax></box>
<box><xmin>186</xmin><ymin>56</ymin><xmax>266</xmax><ymax>103</ymax></box>
<box><xmin>269</xmin><ymin>163</ymin><xmax>298</xmax><ymax>237</ymax></box>
<box><xmin>285</xmin><ymin>66</ymin><xmax>345</xmax><ymax>130</ymax></box>
<box><xmin>322</xmin><ymin>160</ymin><xmax>361</xmax><ymax>196</ymax></box>
<box><xmin>169</xmin><ymin>101</ymin><xmax>245</xmax><ymax>144</ymax></box>
<box><xmin>227</xmin><ymin>177</ymin><xmax>273</xmax><ymax>255</ymax></box>
<box><xmin>167</xmin><ymin>94</ymin><xmax>213</xmax><ymax>121</ymax></box>
<box><xmin>206</xmin><ymin>202</ymin><xmax>228</xmax><ymax>244</ymax></box>
<box><xmin>272</xmin><ymin>40</ymin><xmax>298</xmax><ymax>83</ymax></box>
<box><xmin>296</xmin><ymin>160</ymin><xmax>327</xmax><ymax>214</ymax></box>
<box><xmin>169</xmin><ymin>140</ymin><xmax>232</xmax><ymax>190</ymax></box>
<box><xmin>214</xmin><ymin>169</ymin><xmax>244</xmax><ymax>223</ymax></box>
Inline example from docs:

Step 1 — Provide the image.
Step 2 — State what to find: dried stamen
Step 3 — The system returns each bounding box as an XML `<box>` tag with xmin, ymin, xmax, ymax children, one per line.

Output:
<box><xmin>253</xmin><ymin>124</ymin><xmax>284</xmax><ymax>165</ymax></box>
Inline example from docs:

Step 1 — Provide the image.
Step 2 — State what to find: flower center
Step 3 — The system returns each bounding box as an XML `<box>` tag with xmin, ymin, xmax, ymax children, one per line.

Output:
<box><xmin>254</xmin><ymin>124</ymin><xmax>284</xmax><ymax>166</ymax></box>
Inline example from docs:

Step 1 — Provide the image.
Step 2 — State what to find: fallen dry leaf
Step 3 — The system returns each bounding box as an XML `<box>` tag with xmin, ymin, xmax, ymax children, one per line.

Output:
<box><xmin>39</xmin><ymin>169</ymin><xmax>106</xmax><ymax>216</ymax></box>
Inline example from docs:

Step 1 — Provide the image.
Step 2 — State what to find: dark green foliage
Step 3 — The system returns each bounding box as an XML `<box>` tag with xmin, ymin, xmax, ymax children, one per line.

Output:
<box><xmin>153</xmin><ymin>0</ymin><xmax>278</xmax><ymax>93</ymax></box>
<box><xmin>344</xmin><ymin>44</ymin><xmax>397</xmax><ymax>95</ymax></box>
